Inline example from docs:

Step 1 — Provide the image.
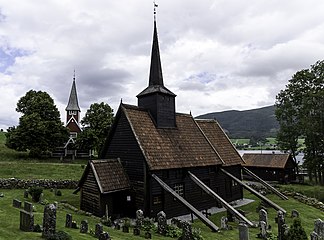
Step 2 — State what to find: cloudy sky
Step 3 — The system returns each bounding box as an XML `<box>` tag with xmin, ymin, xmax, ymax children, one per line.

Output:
<box><xmin>1</xmin><ymin>0</ymin><xmax>324</xmax><ymax>130</ymax></box>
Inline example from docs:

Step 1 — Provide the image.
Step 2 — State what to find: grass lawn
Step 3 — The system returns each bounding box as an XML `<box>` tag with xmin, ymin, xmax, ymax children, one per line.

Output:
<box><xmin>0</xmin><ymin>189</ymin><xmax>323</xmax><ymax>240</ymax></box>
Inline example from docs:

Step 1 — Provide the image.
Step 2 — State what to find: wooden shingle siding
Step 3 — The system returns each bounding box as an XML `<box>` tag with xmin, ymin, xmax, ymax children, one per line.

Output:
<box><xmin>80</xmin><ymin>170</ymin><xmax>101</xmax><ymax>216</ymax></box>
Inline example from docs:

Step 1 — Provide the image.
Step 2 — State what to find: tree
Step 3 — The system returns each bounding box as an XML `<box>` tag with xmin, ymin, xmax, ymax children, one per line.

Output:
<box><xmin>275</xmin><ymin>60</ymin><xmax>324</xmax><ymax>183</ymax></box>
<box><xmin>78</xmin><ymin>102</ymin><xmax>114</xmax><ymax>155</ymax></box>
<box><xmin>5</xmin><ymin>90</ymin><xmax>69</xmax><ymax>157</ymax></box>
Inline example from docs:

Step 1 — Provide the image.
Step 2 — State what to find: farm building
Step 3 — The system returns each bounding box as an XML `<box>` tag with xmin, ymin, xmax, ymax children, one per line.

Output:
<box><xmin>242</xmin><ymin>153</ymin><xmax>297</xmax><ymax>183</ymax></box>
<box><xmin>78</xmin><ymin>17</ymin><xmax>246</xmax><ymax>221</ymax></box>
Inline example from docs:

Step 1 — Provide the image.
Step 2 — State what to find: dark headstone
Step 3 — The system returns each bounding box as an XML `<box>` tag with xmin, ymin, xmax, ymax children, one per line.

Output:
<box><xmin>65</xmin><ymin>214</ymin><xmax>72</xmax><ymax>228</ymax></box>
<box><xmin>24</xmin><ymin>201</ymin><xmax>33</xmax><ymax>213</ymax></box>
<box><xmin>80</xmin><ymin>220</ymin><xmax>88</xmax><ymax>233</ymax></box>
<box><xmin>13</xmin><ymin>199</ymin><xmax>22</xmax><ymax>208</ymax></box>
<box><xmin>310</xmin><ymin>231</ymin><xmax>319</xmax><ymax>240</ymax></box>
<box><xmin>145</xmin><ymin>231</ymin><xmax>152</xmax><ymax>239</ymax></box>
<box><xmin>314</xmin><ymin>219</ymin><xmax>324</xmax><ymax>239</ymax></box>
<box><xmin>95</xmin><ymin>223</ymin><xmax>103</xmax><ymax>237</ymax></box>
<box><xmin>20</xmin><ymin>210</ymin><xmax>34</xmax><ymax>232</ymax></box>
<box><xmin>259</xmin><ymin>221</ymin><xmax>267</xmax><ymax>239</ymax></box>
<box><xmin>99</xmin><ymin>232</ymin><xmax>110</xmax><ymax>240</ymax></box>
<box><xmin>42</xmin><ymin>204</ymin><xmax>56</xmax><ymax>238</ymax></box>
<box><xmin>24</xmin><ymin>190</ymin><xmax>29</xmax><ymax>198</ymax></box>
<box><xmin>259</xmin><ymin>209</ymin><xmax>268</xmax><ymax>227</ymax></box>
<box><xmin>71</xmin><ymin>221</ymin><xmax>78</xmax><ymax>229</ymax></box>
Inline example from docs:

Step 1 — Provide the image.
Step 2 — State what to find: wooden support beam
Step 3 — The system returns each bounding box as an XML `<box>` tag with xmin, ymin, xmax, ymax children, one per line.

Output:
<box><xmin>243</xmin><ymin>167</ymin><xmax>289</xmax><ymax>200</ymax></box>
<box><xmin>151</xmin><ymin>174</ymin><xmax>219</xmax><ymax>232</ymax></box>
<box><xmin>220</xmin><ymin>168</ymin><xmax>286</xmax><ymax>214</ymax></box>
<box><xmin>188</xmin><ymin>171</ymin><xmax>255</xmax><ymax>227</ymax></box>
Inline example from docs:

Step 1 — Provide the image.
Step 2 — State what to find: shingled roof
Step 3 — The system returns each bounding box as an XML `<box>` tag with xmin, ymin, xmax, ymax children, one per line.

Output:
<box><xmin>243</xmin><ymin>153</ymin><xmax>295</xmax><ymax>169</ymax></box>
<box><xmin>119</xmin><ymin>104</ymin><xmax>243</xmax><ymax>170</ymax></box>
<box><xmin>79</xmin><ymin>159</ymin><xmax>130</xmax><ymax>194</ymax></box>
<box><xmin>196</xmin><ymin>119</ymin><xmax>245</xmax><ymax>166</ymax></box>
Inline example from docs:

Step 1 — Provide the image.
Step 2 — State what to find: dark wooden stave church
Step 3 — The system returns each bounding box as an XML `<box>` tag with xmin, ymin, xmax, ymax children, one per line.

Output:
<box><xmin>78</xmin><ymin>18</ymin><xmax>245</xmax><ymax>219</ymax></box>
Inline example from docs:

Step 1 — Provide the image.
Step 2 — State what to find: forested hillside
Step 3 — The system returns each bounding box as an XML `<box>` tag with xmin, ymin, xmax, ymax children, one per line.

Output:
<box><xmin>196</xmin><ymin>105</ymin><xmax>279</xmax><ymax>139</ymax></box>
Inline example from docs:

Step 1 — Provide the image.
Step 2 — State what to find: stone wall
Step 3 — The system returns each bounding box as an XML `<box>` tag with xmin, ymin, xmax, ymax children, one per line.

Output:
<box><xmin>0</xmin><ymin>178</ymin><xmax>78</xmax><ymax>189</ymax></box>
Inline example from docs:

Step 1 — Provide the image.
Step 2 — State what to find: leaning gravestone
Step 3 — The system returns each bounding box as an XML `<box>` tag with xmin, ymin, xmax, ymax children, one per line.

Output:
<box><xmin>239</xmin><ymin>222</ymin><xmax>249</xmax><ymax>240</ymax></box>
<box><xmin>157</xmin><ymin>211</ymin><xmax>167</xmax><ymax>235</ymax></box>
<box><xmin>20</xmin><ymin>209</ymin><xmax>34</xmax><ymax>232</ymax></box>
<box><xmin>65</xmin><ymin>213</ymin><xmax>72</xmax><ymax>228</ymax></box>
<box><xmin>42</xmin><ymin>204</ymin><xmax>56</xmax><ymax>238</ymax></box>
<box><xmin>136</xmin><ymin>209</ymin><xmax>144</xmax><ymax>228</ymax></box>
<box><xmin>80</xmin><ymin>220</ymin><xmax>88</xmax><ymax>233</ymax></box>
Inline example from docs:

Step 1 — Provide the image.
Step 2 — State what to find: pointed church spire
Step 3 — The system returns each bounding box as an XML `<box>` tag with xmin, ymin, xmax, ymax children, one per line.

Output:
<box><xmin>149</xmin><ymin>2</ymin><xmax>163</xmax><ymax>86</ymax></box>
<box><xmin>66</xmin><ymin>71</ymin><xmax>81</xmax><ymax>112</ymax></box>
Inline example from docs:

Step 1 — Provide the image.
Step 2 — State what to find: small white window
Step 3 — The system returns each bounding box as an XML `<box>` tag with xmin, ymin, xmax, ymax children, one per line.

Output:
<box><xmin>174</xmin><ymin>183</ymin><xmax>184</xmax><ymax>197</ymax></box>
<box><xmin>127</xmin><ymin>195</ymin><xmax>131</xmax><ymax>202</ymax></box>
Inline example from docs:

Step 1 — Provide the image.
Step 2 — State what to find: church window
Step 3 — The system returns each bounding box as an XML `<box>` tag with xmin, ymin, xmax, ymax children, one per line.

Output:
<box><xmin>69</xmin><ymin>111</ymin><xmax>76</xmax><ymax>115</ymax></box>
<box><xmin>174</xmin><ymin>183</ymin><xmax>184</xmax><ymax>197</ymax></box>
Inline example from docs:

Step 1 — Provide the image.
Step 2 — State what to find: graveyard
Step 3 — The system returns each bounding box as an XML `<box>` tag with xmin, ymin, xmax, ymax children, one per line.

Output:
<box><xmin>0</xmin><ymin>185</ymin><xmax>323</xmax><ymax>239</ymax></box>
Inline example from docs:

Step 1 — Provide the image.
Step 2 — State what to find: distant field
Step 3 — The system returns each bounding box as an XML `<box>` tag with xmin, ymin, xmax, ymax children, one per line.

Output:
<box><xmin>0</xmin><ymin>132</ymin><xmax>87</xmax><ymax>180</ymax></box>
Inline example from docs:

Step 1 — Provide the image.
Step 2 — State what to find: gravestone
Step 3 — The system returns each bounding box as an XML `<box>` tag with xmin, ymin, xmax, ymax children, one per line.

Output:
<box><xmin>136</xmin><ymin>209</ymin><xmax>144</xmax><ymax>228</ymax></box>
<box><xmin>239</xmin><ymin>223</ymin><xmax>249</xmax><ymax>240</ymax></box>
<box><xmin>42</xmin><ymin>204</ymin><xmax>56</xmax><ymax>238</ymax></box>
<box><xmin>133</xmin><ymin>227</ymin><xmax>140</xmax><ymax>236</ymax></box>
<box><xmin>95</xmin><ymin>223</ymin><xmax>103</xmax><ymax>237</ymax></box>
<box><xmin>157</xmin><ymin>211</ymin><xmax>167</xmax><ymax>235</ymax></box>
<box><xmin>99</xmin><ymin>232</ymin><xmax>110</xmax><ymax>240</ymax></box>
<box><xmin>277</xmin><ymin>211</ymin><xmax>286</xmax><ymax>240</ymax></box>
<box><xmin>259</xmin><ymin>221</ymin><xmax>267</xmax><ymax>239</ymax></box>
<box><xmin>314</xmin><ymin>219</ymin><xmax>324</xmax><ymax>239</ymax></box>
<box><xmin>259</xmin><ymin>209</ymin><xmax>268</xmax><ymax>227</ymax></box>
<box><xmin>13</xmin><ymin>199</ymin><xmax>22</xmax><ymax>208</ymax></box>
<box><xmin>65</xmin><ymin>214</ymin><xmax>72</xmax><ymax>228</ymax></box>
<box><xmin>181</xmin><ymin>221</ymin><xmax>193</xmax><ymax>240</ymax></box>
<box><xmin>80</xmin><ymin>220</ymin><xmax>88</xmax><ymax>233</ymax></box>
<box><xmin>20</xmin><ymin>209</ymin><xmax>34</xmax><ymax>232</ymax></box>
<box><xmin>291</xmin><ymin>209</ymin><xmax>299</xmax><ymax>218</ymax></box>
<box><xmin>24</xmin><ymin>201</ymin><xmax>33</xmax><ymax>213</ymax></box>
<box><xmin>24</xmin><ymin>190</ymin><xmax>29</xmax><ymax>198</ymax></box>
<box><xmin>310</xmin><ymin>231</ymin><xmax>319</xmax><ymax>240</ymax></box>
<box><xmin>39</xmin><ymin>193</ymin><xmax>44</xmax><ymax>203</ymax></box>
<box><xmin>221</xmin><ymin>216</ymin><xmax>228</xmax><ymax>230</ymax></box>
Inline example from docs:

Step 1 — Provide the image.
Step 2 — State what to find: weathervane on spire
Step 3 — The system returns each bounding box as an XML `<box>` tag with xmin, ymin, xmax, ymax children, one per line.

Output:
<box><xmin>153</xmin><ymin>0</ymin><xmax>158</xmax><ymax>21</ymax></box>
<box><xmin>73</xmin><ymin>69</ymin><xmax>76</xmax><ymax>81</ymax></box>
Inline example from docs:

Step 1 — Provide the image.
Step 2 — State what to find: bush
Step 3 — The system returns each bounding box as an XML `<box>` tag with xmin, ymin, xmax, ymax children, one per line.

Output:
<box><xmin>28</xmin><ymin>186</ymin><xmax>43</xmax><ymax>202</ymax></box>
<box><xmin>192</xmin><ymin>227</ymin><xmax>204</xmax><ymax>240</ymax></box>
<box><xmin>46</xmin><ymin>231</ymin><xmax>72</xmax><ymax>240</ymax></box>
<box><xmin>286</xmin><ymin>218</ymin><xmax>308</xmax><ymax>240</ymax></box>
<box><xmin>165</xmin><ymin>224</ymin><xmax>182</xmax><ymax>238</ymax></box>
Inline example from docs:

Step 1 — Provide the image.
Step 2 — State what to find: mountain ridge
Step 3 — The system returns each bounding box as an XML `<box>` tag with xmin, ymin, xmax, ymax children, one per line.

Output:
<box><xmin>196</xmin><ymin>105</ymin><xmax>279</xmax><ymax>139</ymax></box>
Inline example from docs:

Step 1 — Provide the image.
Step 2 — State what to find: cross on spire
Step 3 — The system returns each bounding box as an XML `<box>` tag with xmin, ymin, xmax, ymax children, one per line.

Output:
<box><xmin>153</xmin><ymin>1</ymin><xmax>158</xmax><ymax>21</ymax></box>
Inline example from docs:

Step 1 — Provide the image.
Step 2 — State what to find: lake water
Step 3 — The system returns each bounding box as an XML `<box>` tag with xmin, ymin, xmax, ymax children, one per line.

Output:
<box><xmin>238</xmin><ymin>150</ymin><xmax>305</xmax><ymax>165</ymax></box>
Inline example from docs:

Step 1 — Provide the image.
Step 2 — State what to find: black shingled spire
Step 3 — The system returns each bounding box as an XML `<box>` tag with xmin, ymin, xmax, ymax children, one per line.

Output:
<box><xmin>137</xmin><ymin>4</ymin><xmax>176</xmax><ymax>128</ymax></box>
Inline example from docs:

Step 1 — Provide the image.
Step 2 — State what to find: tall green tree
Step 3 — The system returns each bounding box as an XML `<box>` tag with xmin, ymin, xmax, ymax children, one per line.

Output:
<box><xmin>275</xmin><ymin>60</ymin><xmax>324</xmax><ymax>183</ymax></box>
<box><xmin>78</xmin><ymin>102</ymin><xmax>114</xmax><ymax>155</ymax></box>
<box><xmin>6</xmin><ymin>90</ymin><xmax>69</xmax><ymax>157</ymax></box>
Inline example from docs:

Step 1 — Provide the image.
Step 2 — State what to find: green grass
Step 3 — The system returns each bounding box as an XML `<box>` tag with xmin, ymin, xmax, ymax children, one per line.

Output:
<box><xmin>276</xmin><ymin>184</ymin><xmax>324</xmax><ymax>202</ymax></box>
<box><xmin>231</xmin><ymin>139</ymin><xmax>250</xmax><ymax>145</ymax></box>
<box><xmin>1</xmin><ymin>189</ymin><xmax>323</xmax><ymax>240</ymax></box>
<box><xmin>0</xmin><ymin>132</ymin><xmax>87</xmax><ymax>180</ymax></box>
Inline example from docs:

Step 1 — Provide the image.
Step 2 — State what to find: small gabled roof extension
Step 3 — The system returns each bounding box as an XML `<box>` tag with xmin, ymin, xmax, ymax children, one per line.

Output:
<box><xmin>243</xmin><ymin>153</ymin><xmax>296</xmax><ymax>169</ymax></box>
<box><xmin>196</xmin><ymin>119</ymin><xmax>245</xmax><ymax>166</ymax></box>
<box><xmin>79</xmin><ymin>159</ymin><xmax>130</xmax><ymax>194</ymax></box>
<box><xmin>121</xmin><ymin>104</ymin><xmax>223</xmax><ymax>170</ymax></box>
